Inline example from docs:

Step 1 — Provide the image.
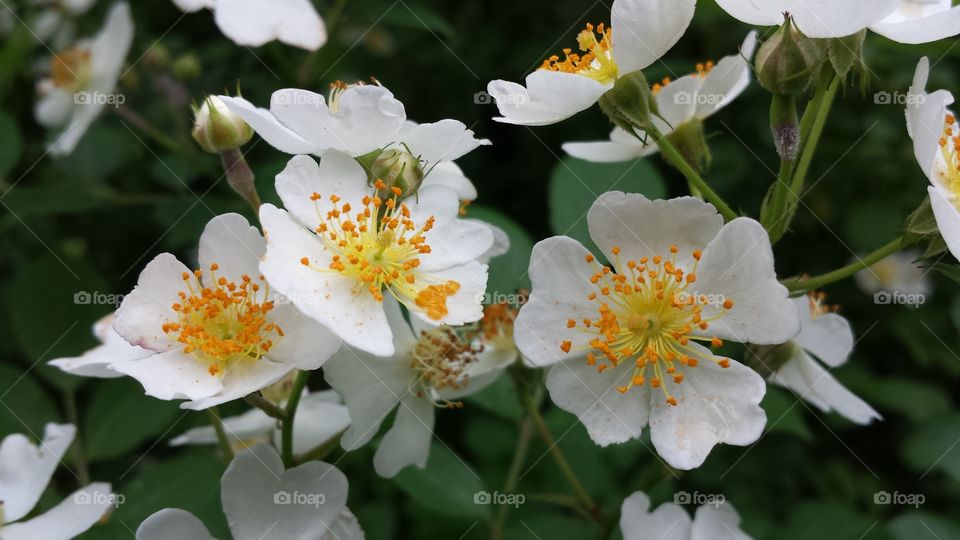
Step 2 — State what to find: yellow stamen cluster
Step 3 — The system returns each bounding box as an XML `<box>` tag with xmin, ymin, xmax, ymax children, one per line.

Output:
<box><xmin>939</xmin><ymin>113</ymin><xmax>960</xmax><ymax>195</ymax></box>
<box><xmin>651</xmin><ymin>60</ymin><xmax>715</xmax><ymax>95</ymax></box>
<box><xmin>562</xmin><ymin>246</ymin><xmax>734</xmax><ymax>406</ymax></box>
<box><xmin>162</xmin><ymin>264</ymin><xmax>283</xmax><ymax>376</ymax></box>
<box><xmin>299</xmin><ymin>180</ymin><xmax>460</xmax><ymax>320</ymax></box>
<box><xmin>50</xmin><ymin>47</ymin><xmax>92</xmax><ymax>91</ymax></box>
<box><xmin>541</xmin><ymin>23</ymin><xmax>618</xmax><ymax>85</ymax></box>
<box><xmin>327</xmin><ymin>78</ymin><xmax>379</xmax><ymax>113</ymax></box>
<box><xmin>806</xmin><ymin>291</ymin><xmax>835</xmax><ymax>319</ymax></box>
<box><xmin>411</xmin><ymin>327</ymin><xmax>482</xmax><ymax>408</ymax></box>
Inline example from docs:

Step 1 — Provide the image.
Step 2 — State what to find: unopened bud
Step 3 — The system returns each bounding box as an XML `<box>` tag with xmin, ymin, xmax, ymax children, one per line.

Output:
<box><xmin>191</xmin><ymin>95</ymin><xmax>253</xmax><ymax>154</ymax></box>
<box><xmin>598</xmin><ymin>71</ymin><xmax>659</xmax><ymax>134</ymax></box>
<box><xmin>358</xmin><ymin>147</ymin><xmax>425</xmax><ymax>198</ymax></box>
<box><xmin>173</xmin><ymin>53</ymin><xmax>201</xmax><ymax>80</ymax></box>
<box><xmin>664</xmin><ymin>118</ymin><xmax>711</xmax><ymax>173</ymax></box>
<box><xmin>755</xmin><ymin>16</ymin><xmax>823</xmax><ymax>96</ymax></box>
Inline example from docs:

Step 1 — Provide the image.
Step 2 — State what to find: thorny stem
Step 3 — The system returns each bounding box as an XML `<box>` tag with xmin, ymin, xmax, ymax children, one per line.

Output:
<box><xmin>281</xmin><ymin>370</ymin><xmax>310</xmax><ymax>467</ymax></box>
<box><xmin>207</xmin><ymin>407</ymin><xmax>235</xmax><ymax>462</ymax></box>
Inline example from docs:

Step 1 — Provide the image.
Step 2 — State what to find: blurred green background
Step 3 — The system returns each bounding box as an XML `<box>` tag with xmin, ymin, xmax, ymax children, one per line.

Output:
<box><xmin>1</xmin><ymin>0</ymin><xmax>960</xmax><ymax>538</ymax></box>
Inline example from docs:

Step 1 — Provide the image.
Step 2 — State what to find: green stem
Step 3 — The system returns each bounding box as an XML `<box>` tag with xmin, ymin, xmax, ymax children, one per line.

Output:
<box><xmin>207</xmin><ymin>407</ymin><xmax>235</xmax><ymax>462</ymax></box>
<box><xmin>766</xmin><ymin>157</ymin><xmax>796</xmax><ymax>243</ymax></box>
<box><xmin>490</xmin><ymin>416</ymin><xmax>534</xmax><ymax>540</ymax></box>
<box><xmin>786</xmin><ymin>74</ymin><xmax>839</xmax><ymax>217</ymax></box>
<box><xmin>648</xmin><ymin>127</ymin><xmax>737</xmax><ymax>221</ymax></box>
<box><xmin>244</xmin><ymin>392</ymin><xmax>288</xmax><ymax>421</ymax></box>
<box><xmin>785</xmin><ymin>236</ymin><xmax>906</xmax><ymax>292</ymax></box>
<box><xmin>63</xmin><ymin>388</ymin><xmax>91</xmax><ymax>486</ymax></box>
<box><xmin>281</xmin><ymin>371</ymin><xmax>310</xmax><ymax>467</ymax></box>
<box><xmin>114</xmin><ymin>105</ymin><xmax>182</xmax><ymax>152</ymax></box>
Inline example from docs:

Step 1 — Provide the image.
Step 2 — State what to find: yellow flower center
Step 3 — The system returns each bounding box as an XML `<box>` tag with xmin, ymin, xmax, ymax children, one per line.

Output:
<box><xmin>541</xmin><ymin>23</ymin><xmax>618</xmax><ymax>85</ymax></box>
<box><xmin>299</xmin><ymin>180</ymin><xmax>460</xmax><ymax>320</ymax></box>
<box><xmin>651</xmin><ymin>61</ymin><xmax>715</xmax><ymax>95</ymax></box>
<box><xmin>806</xmin><ymin>291</ymin><xmax>834</xmax><ymax>319</ymax></box>
<box><xmin>410</xmin><ymin>327</ymin><xmax>480</xmax><ymax>408</ymax></box>
<box><xmin>938</xmin><ymin>113</ymin><xmax>960</xmax><ymax>198</ymax></box>
<box><xmin>163</xmin><ymin>264</ymin><xmax>283</xmax><ymax>376</ymax></box>
<box><xmin>481</xmin><ymin>301</ymin><xmax>518</xmax><ymax>352</ymax></box>
<box><xmin>51</xmin><ymin>46</ymin><xmax>92</xmax><ymax>91</ymax></box>
<box><xmin>560</xmin><ymin>246</ymin><xmax>734</xmax><ymax>406</ymax></box>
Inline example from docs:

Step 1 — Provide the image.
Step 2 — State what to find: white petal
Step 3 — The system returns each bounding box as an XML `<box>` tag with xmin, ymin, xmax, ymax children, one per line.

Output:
<box><xmin>274</xmin><ymin>152</ymin><xmax>371</xmax><ymax>233</ymax></box>
<box><xmin>693</xmin><ymin>218</ymin><xmax>799</xmax><ymax>345</ymax></box>
<box><xmin>562</xmin><ymin>137</ymin><xmax>651</xmax><ymax>163</ymax></box>
<box><xmin>475</xmin><ymin>221</ymin><xmax>510</xmax><ymax>264</ymax></box>
<box><xmin>872</xmin><ymin>5</ymin><xmax>960</xmax><ymax>44</ymax></box>
<box><xmin>546</xmin><ymin>358</ymin><xmax>649</xmax><ymax>446</ymax></box>
<box><xmin>172</xmin><ymin>0</ymin><xmax>215</xmax><ymax>12</ymax></box>
<box><xmin>281</xmin><ymin>393</ymin><xmax>352</xmax><ymax>454</ymax></box>
<box><xmin>611</xmin><ymin>0</ymin><xmax>696</xmax><ymax>74</ymax></box>
<box><xmin>111</xmin><ymin>349</ymin><xmax>224</xmax><ymax>402</ymax></box>
<box><xmin>2</xmin><ymin>483</ymin><xmax>114</xmax><ymax>540</ymax></box>
<box><xmin>488</xmin><ymin>70</ymin><xmax>608</xmax><ymax>126</ymax></box>
<box><xmin>47</xmin><ymin>96</ymin><xmax>103</xmax><ymax>156</ymax></box>
<box><xmin>695</xmin><ymin>31</ymin><xmax>757</xmax><ymax>119</ymax></box>
<box><xmin>221</xmin><ymin>445</ymin><xmax>347</xmax><ymax>540</ymax></box>
<box><xmin>0</xmin><ymin>423</ymin><xmax>76</xmax><ymax>522</ymax></box>
<box><xmin>183</xmin><ymin>357</ymin><xmax>294</xmax><ymax>411</ymax></box>
<box><xmin>713</xmin><ymin>0</ymin><xmax>784</xmax><ymax>26</ymax></box>
<box><xmin>514</xmin><ymin>237</ymin><xmax>602</xmax><ymax>367</ymax></box>
<box><xmin>619</xmin><ymin>492</ymin><xmax>692</xmax><ymax>540</ymax></box>
<box><xmin>34</xmin><ymin>90</ymin><xmax>73</xmax><ymax>128</ymax></box>
<box><xmin>198</xmin><ymin>213</ymin><xmax>265</xmax><ymax>285</ymax></box>
<box><xmin>213</xmin><ymin>0</ymin><xmax>326</xmax><ymax>50</ymax></box>
<box><xmin>373</xmin><ymin>394</ymin><xmax>435</xmax><ymax>477</ymax></box>
<box><xmin>265</xmin><ymin>303</ymin><xmax>342</xmax><ymax>371</ymax></box>
<box><xmin>324</xmin><ymin>510</ymin><xmax>365</xmax><ymax>540</ymax></box>
<box><xmin>219</xmin><ymin>95</ymin><xmax>319</xmax><ymax>155</ymax></box>
<box><xmin>648</xmin><ymin>345</ymin><xmax>766</xmax><ymax>470</ymax></box>
<box><xmin>49</xmin><ymin>314</ymin><xmax>144</xmax><ymax>378</ymax></box>
<box><xmin>115</xmin><ymin>253</ymin><xmax>195</xmax><ymax>352</ymax></box>
<box><xmin>906</xmin><ymin>58</ymin><xmax>954</xmax><ymax>181</ymax></box>
<box><xmin>587</xmin><ymin>192</ymin><xmax>724</xmax><ymax>270</ymax></box>
<box><xmin>791</xmin><ymin>297</ymin><xmax>852</xmax><ymax>367</ymax></box>
<box><xmin>400</xmin><ymin>119</ymin><xmax>490</xmax><ymax>166</ymax></box>
<box><xmin>406</xmin><ymin>260</ymin><xmax>488</xmax><ymax>327</ymax></box>
<box><xmin>788</xmin><ymin>0</ymin><xmax>899</xmax><ymax>38</ymax></box>
<box><xmin>405</xmin><ymin>185</ymin><xmax>495</xmax><ymax>272</ymax></box>
<box><xmin>421</xmin><ymin>161</ymin><xmax>477</xmax><ymax>201</ymax></box>
<box><xmin>170</xmin><ymin>407</ymin><xmax>275</xmax><ymax>448</ymax></box>
<box><xmin>691</xmin><ymin>502</ymin><xmax>750</xmax><ymax>540</ymax></box>
<box><xmin>89</xmin><ymin>2</ymin><xmax>134</xmax><ymax>86</ymax></box>
<box><xmin>929</xmin><ymin>185</ymin><xmax>960</xmax><ymax>262</ymax></box>
<box><xmin>772</xmin><ymin>352</ymin><xmax>881</xmax><ymax>425</ymax></box>
<box><xmin>136</xmin><ymin>509</ymin><xmax>216</xmax><ymax>540</ymax></box>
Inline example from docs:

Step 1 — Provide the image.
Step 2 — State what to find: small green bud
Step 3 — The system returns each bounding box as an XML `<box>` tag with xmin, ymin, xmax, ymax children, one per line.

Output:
<box><xmin>755</xmin><ymin>16</ymin><xmax>823</xmax><ymax>96</ymax></box>
<box><xmin>664</xmin><ymin>118</ymin><xmax>711</xmax><ymax>173</ymax></box>
<box><xmin>191</xmin><ymin>95</ymin><xmax>253</xmax><ymax>154</ymax></box>
<box><xmin>598</xmin><ymin>71</ymin><xmax>659</xmax><ymax>134</ymax></box>
<box><xmin>173</xmin><ymin>53</ymin><xmax>201</xmax><ymax>80</ymax></box>
<box><xmin>358</xmin><ymin>147</ymin><xmax>425</xmax><ymax>198</ymax></box>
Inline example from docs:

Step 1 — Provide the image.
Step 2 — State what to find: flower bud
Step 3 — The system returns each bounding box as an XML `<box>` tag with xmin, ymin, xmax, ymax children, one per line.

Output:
<box><xmin>755</xmin><ymin>16</ymin><xmax>823</xmax><ymax>96</ymax></box>
<box><xmin>664</xmin><ymin>118</ymin><xmax>711</xmax><ymax>173</ymax></box>
<box><xmin>598</xmin><ymin>70</ymin><xmax>659</xmax><ymax>134</ymax></box>
<box><xmin>173</xmin><ymin>53</ymin><xmax>201</xmax><ymax>80</ymax></box>
<box><xmin>191</xmin><ymin>95</ymin><xmax>253</xmax><ymax>154</ymax></box>
<box><xmin>358</xmin><ymin>147</ymin><xmax>425</xmax><ymax>198</ymax></box>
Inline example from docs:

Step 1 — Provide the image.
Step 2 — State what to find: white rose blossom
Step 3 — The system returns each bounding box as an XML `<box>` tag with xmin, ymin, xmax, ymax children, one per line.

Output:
<box><xmin>563</xmin><ymin>32</ymin><xmax>757</xmax><ymax>163</ymax></box>
<box><xmin>514</xmin><ymin>193</ymin><xmax>799</xmax><ymax>469</ymax></box>
<box><xmin>619</xmin><ymin>491</ymin><xmax>751</xmax><ymax>540</ymax></box>
<box><xmin>770</xmin><ymin>296</ymin><xmax>881</xmax><ymax>425</ymax></box>
<box><xmin>0</xmin><ymin>423</ymin><xmax>115</xmax><ymax>540</ymax></box>
<box><xmin>135</xmin><ymin>445</ymin><xmax>363</xmax><ymax>540</ymax></box>
<box><xmin>171</xmin><ymin>0</ymin><xmax>327</xmax><ymax>50</ymax></box>
<box><xmin>714</xmin><ymin>0</ymin><xmax>901</xmax><ymax>38</ymax></box>
<box><xmin>220</xmin><ymin>82</ymin><xmax>486</xmax><ymax>201</ymax></box>
<box><xmin>906</xmin><ymin>57</ymin><xmax>960</xmax><ymax>262</ymax></box>
<box><xmin>258</xmin><ymin>151</ymin><xmax>493</xmax><ymax>357</ymax></box>
<box><xmin>34</xmin><ymin>2</ymin><xmax>133</xmax><ymax>156</ymax></box>
<box><xmin>486</xmin><ymin>0</ymin><xmax>696</xmax><ymax>126</ymax></box>
<box><xmin>870</xmin><ymin>0</ymin><xmax>960</xmax><ymax>44</ymax></box>
<box><xmin>323</xmin><ymin>297</ymin><xmax>518</xmax><ymax>478</ymax></box>
<box><xmin>112</xmin><ymin>213</ymin><xmax>340</xmax><ymax>410</ymax></box>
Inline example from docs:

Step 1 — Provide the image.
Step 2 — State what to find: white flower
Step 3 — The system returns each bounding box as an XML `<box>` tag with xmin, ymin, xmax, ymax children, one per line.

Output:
<box><xmin>170</xmin><ymin>389</ymin><xmax>350</xmax><ymax>455</ymax></box>
<box><xmin>770</xmin><ymin>296</ymin><xmax>881</xmax><ymax>425</ymax></box>
<box><xmin>854</xmin><ymin>250</ymin><xmax>932</xmax><ymax>298</ymax></box>
<box><xmin>619</xmin><ymin>491</ymin><xmax>750</xmax><ymax>540</ymax></box>
<box><xmin>486</xmin><ymin>0</ymin><xmax>696</xmax><ymax>126</ymax></box>
<box><xmin>34</xmin><ymin>2</ymin><xmax>133</xmax><ymax>156</ymax></box>
<box><xmin>0</xmin><ymin>423</ymin><xmax>115</xmax><ymax>540</ymax></box>
<box><xmin>323</xmin><ymin>297</ymin><xmax>515</xmax><ymax>477</ymax></box>
<box><xmin>563</xmin><ymin>32</ymin><xmax>756</xmax><ymax>163</ymax></box>
<box><xmin>870</xmin><ymin>0</ymin><xmax>960</xmax><ymax>44</ymax></box>
<box><xmin>514</xmin><ymin>193</ymin><xmax>799</xmax><ymax>469</ymax></box>
<box><xmin>714</xmin><ymin>0</ymin><xmax>900</xmax><ymax>38</ymax></box>
<box><xmin>258</xmin><ymin>151</ymin><xmax>493</xmax><ymax>357</ymax></box>
<box><xmin>48</xmin><ymin>313</ymin><xmax>149</xmax><ymax>378</ymax></box>
<box><xmin>113</xmin><ymin>213</ymin><xmax>340</xmax><ymax>410</ymax></box>
<box><xmin>905</xmin><ymin>57</ymin><xmax>960</xmax><ymax>262</ymax></box>
<box><xmin>220</xmin><ymin>82</ymin><xmax>487</xmax><ymax>201</ymax></box>
<box><xmin>135</xmin><ymin>444</ymin><xmax>363</xmax><ymax>540</ymax></box>
<box><xmin>172</xmin><ymin>0</ymin><xmax>327</xmax><ymax>50</ymax></box>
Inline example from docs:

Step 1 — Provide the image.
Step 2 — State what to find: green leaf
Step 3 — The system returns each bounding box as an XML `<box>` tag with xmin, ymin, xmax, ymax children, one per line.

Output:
<box><xmin>0</xmin><ymin>110</ymin><xmax>22</xmax><ymax>179</ymax></box>
<box><xmin>393</xmin><ymin>442</ymin><xmax>490</xmax><ymax>520</ymax></box>
<box><xmin>850</xmin><ymin>375</ymin><xmax>949</xmax><ymax>423</ymax></box>
<box><xmin>82</xmin><ymin>378</ymin><xmax>183</xmax><ymax>462</ymax></box>
<box><xmin>382</xmin><ymin>3</ymin><xmax>455</xmax><ymax>38</ymax></box>
<box><xmin>781</xmin><ymin>501</ymin><xmax>879</xmax><ymax>540</ymax></box>
<box><xmin>903</xmin><ymin>412</ymin><xmax>960</xmax><ymax>482</ymax></box>
<box><xmin>464</xmin><ymin>205</ymin><xmax>534</xmax><ymax>299</ymax></box>
<box><xmin>888</xmin><ymin>512</ymin><xmax>960</xmax><ymax>540</ymax></box>
<box><xmin>0</xmin><ymin>363</ymin><xmax>60</xmax><ymax>436</ymax></box>
<box><xmin>549</xmin><ymin>157</ymin><xmax>666</xmax><ymax>255</ymax></box>
<box><xmin>465</xmin><ymin>375</ymin><xmax>522</xmax><ymax>421</ymax></box>
<box><xmin>761</xmin><ymin>386</ymin><xmax>813</xmax><ymax>442</ymax></box>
